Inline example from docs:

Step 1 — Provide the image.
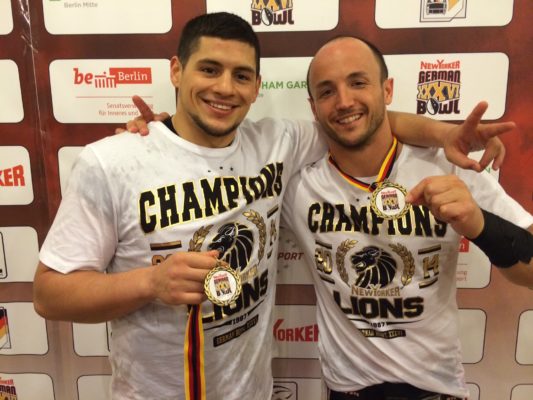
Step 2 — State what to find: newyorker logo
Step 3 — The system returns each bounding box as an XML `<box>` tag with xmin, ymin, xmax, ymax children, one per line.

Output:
<box><xmin>416</xmin><ymin>59</ymin><xmax>461</xmax><ymax>115</ymax></box>
<box><xmin>0</xmin><ymin>147</ymin><xmax>33</xmax><ymax>205</ymax></box>
<box><xmin>0</xmin><ymin>164</ymin><xmax>25</xmax><ymax>187</ymax></box>
<box><xmin>251</xmin><ymin>0</ymin><xmax>294</xmax><ymax>26</ymax></box>
<box><xmin>73</xmin><ymin>67</ymin><xmax>152</xmax><ymax>88</ymax></box>
<box><xmin>273</xmin><ymin>318</ymin><xmax>318</xmax><ymax>342</ymax></box>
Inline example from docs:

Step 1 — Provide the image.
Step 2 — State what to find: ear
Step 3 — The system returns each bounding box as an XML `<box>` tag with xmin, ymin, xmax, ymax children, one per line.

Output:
<box><xmin>170</xmin><ymin>56</ymin><xmax>182</xmax><ymax>88</ymax></box>
<box><xmin>308</xmin><ymin>97</ymin><xmax>319</xmax><ymax>121</ymax></box>
<box><xmin>383</xmin><ymin>78</ymin><xmax>394</xmax><ymax>105</ymax></box>
<box><xmin>251</xmin><ymin>74</ymin><xmax>262</xmax><ymax>104</ymax></box>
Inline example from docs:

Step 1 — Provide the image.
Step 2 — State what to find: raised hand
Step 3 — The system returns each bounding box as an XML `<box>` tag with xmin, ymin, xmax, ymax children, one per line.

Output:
<box><xmin>443</xmin><ymin>101</ymin><xmax>515</xmax><ymax>172</ymax></box>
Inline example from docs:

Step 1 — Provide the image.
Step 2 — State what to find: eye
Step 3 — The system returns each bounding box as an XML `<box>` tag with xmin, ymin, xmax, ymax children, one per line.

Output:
<box><xmin>318</xmin><ymin>89</ymin><xmax>333</xmax><ymax>99</ymax></box>
<box><xmin>235</xmin><ymin>72</ymin><xmax>252</xmax><ymax>82</ymax></box>
<box><xmin>200</xmin><ymin>66</ymin><xmax>217</xmax><ymax>75</ymax></box>
<box><xmin>351</xmin><ymin>80</ymin><xmax>366</xmax><ymax>88</ymax></box>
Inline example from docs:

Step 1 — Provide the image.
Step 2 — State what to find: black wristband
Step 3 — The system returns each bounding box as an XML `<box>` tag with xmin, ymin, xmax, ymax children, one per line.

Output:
<box><xmin>470</xmin><ymin>209</ymin><xmax>533</xmax><ymax>268</ymax></box>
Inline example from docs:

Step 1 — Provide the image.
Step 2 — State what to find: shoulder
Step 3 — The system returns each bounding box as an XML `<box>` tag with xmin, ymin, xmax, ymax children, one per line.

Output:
<box><xmin>84</xmin><ymin>121</ymin><xmax>169</xmax><ymax>163</ymax></box>
<box><xmin>399</xmin><ymin>144</ymin><xmax>451</xmax><ymax>172</ymax></box>
<box><xmin>239</xmin><ymin>117</ymin><xmax>318</xmax><ymax>139</ymax></box>
<box><xmin>287</xmin><ymin>156</ymin><xmax>329</xmax><ymax>193</ymax></box>
<box><xmin>402</xmin><ymin>144</ymin><xmax>442</xmax><ymax>159</ymax></box>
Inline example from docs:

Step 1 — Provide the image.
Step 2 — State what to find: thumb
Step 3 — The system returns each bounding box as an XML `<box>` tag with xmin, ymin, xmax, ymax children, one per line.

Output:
<box><xmin>406</xmin><ymin>180</ymin><xmax>428</xmax><ymax>206</ymax></box>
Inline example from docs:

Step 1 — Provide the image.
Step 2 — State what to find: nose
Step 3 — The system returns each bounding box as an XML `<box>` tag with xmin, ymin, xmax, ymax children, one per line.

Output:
<box><xmin>213</xmin><ymin>71</ymin><xmax>234</xmax><ymax>96</ymax></box>
<box><xmin>335</xmin><ymin>85</ymin><xmax>353</xmax><ymax>111</ymax></box>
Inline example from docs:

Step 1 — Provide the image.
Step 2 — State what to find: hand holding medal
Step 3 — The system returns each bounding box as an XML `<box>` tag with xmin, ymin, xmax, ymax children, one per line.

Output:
<box><xmin>371</xmin><ymin>181</ymin><xmax>411</xmax><ymax>220</ymax></box>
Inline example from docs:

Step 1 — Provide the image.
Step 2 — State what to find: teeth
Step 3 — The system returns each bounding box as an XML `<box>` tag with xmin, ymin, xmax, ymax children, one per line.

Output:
<box><xmin>338</xmin><ymin>114</ymin><xmax>361</xmax><ymax>124</ymax></box>
<box><xmin>209</xmin><ymin>102</ymin><xmax>232</xmax><ymax>110</ymax></box>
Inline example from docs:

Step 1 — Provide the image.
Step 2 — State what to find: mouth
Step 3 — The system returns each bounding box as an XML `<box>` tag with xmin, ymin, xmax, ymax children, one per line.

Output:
<box><xmin>204</xmin><ymin>99</ymin><xmax>236</xmax><ymax>113</ymax></box>
<box><xmin>336</xmin><ymin>113</ymin><xmax>363</xmax><ymax>125</ymax></box>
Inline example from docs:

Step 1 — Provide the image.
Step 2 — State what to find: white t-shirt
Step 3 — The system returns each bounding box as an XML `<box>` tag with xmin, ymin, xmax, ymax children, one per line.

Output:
<box><xmin>40</xmin><ymin>118</ymin><xmax>326</xmax><ymax>400</ymax></box>
<box><xmin>282</xmin><ymin>144</ymin><xmax>533</xmax><ymax>398</ymax></box>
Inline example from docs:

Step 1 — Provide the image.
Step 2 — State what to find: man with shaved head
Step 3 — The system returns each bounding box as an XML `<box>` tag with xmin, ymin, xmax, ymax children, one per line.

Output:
<box><xmin>282</xmin><ymin>36</ymin><xmax>533</xmax><ymax>399</ymax></box>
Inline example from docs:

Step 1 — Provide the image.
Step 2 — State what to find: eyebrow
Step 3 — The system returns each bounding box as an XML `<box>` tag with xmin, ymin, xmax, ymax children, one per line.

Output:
<box><xmin>197</xmin><ymin>58</ymin><xmax>256</xmax><ymax>75</ymax></box>
<box><xmin>314</xmin><ymin>71</ymin><xmax>369</xmax><ymax>90</ymax></box>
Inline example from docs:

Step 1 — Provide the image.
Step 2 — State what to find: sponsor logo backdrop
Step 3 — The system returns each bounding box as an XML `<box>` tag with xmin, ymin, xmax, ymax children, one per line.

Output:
<box><xmin>0</xmin><ymin>1</ymin><xmax>531</xmax><ymax>399</ymax></box>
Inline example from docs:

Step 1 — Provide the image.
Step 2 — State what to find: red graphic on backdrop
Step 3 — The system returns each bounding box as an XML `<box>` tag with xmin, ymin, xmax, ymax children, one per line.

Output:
<box><xmin>73</xmin><ymin>67</ymin><xmax>152</xmax><ymax>88</ymax></box>
<box><xmin>273</xmin><ymin>318</ymin><xmax>318</xmax><ymax>342</ymax></box>
<box><xmin>0</xmin><ymin>165</ymin><xmax>25</xmax><ymax>187</ymax></box>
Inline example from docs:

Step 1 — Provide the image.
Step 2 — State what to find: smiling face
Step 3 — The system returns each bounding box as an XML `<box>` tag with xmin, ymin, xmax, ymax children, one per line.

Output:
<box><xmin>171</xmin><ymin>36</ymin><xmax>261</xmax><ymax>147</ymax></box>
<box><xmin>308</xmin><ymin>37</ymin><xmax>393</xmax><ymax>151</ymax></box>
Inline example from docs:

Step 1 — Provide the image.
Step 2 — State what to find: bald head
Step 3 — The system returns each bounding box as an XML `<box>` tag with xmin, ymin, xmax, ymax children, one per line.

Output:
<box><xmin>307</xmin><ymin>36</ymin><xmax>388</xmax><ymax>100</ymax></box>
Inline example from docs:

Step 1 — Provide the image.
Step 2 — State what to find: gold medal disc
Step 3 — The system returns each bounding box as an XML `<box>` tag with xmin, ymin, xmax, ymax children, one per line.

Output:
<box><xmin>204</xmin><ymin>261</ymin><xmax>242</xmax><ymax>307</ymax></box>
<box><xmin>371</xmin><ymin>182</ymin><xmax>411</xmax><ymax>220</ymax></box>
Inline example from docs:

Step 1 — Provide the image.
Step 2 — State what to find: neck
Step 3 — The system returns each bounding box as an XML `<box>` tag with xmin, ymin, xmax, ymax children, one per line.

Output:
<box><xmin>329</xmin><ymin>130</ymin><xmax>399</xmax><ymax>178</ymax></box>
<box><xmin>171</xmin><ymin>113</ymin><xmax>236</xmax><ymax>148</ymax></box>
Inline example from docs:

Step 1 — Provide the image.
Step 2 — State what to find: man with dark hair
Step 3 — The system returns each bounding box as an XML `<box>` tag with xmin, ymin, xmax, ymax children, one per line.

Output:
<box><xmin>177</xmin><ymin>11</ymin><xmax>261</xmax><ymax>76</ymax></box>
<box><xmin>282</xmin><ymin>35</ymin><xmax>533</xmax><ymax>400</ymax></box>
<box><xmin>34</xmin><ymin>12</ymin><xmax>516</xmax><ymax>400</ymax></box>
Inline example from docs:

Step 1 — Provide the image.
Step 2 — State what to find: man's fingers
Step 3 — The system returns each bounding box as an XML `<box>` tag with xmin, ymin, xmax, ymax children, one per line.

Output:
<box><xmin>155</xmin><ymin>112</ymin><xmax>171</xmax><ymax>122</ymax></box>
<box><xmin>406</xmin><ymin>176</ymin><xmax>462</xmax><ymax>206</ymax></box>
<box><xmin>491</xmin><ymin>145</ymin><xmax>506</xmax><ymax>170</ymax></box>
<box><xmin>445</xmin><ymin>148</ymin><xmax>482</xmax><ymax>172</ymax></box>
<box><xmin>132</xmin><ymin>95</ymin><xmax>155</xmax><ymax>121</ymax></box>
<box><xmin>477</xmin><ymin>139</ymin><xmax>506</xmax><ymax>171</ymax></box>
<box><xmin>478</xmin><ymin>121</ymin><xmax>516</xmax><ymax>141</ymax></box>
<box><xmin>406</xmin><ymin>180</ymin><xmax>427</xmax><ymax>205</ymax></box>
<box><xmin>179</xmin><ymin>252</ymin><xmax>221</xmax><ymax>270</ymax></box>
<box><xmin>463</xmin><ymin>101</ymin><xmax>488</xmax><ymax>130</ymax></box>
<box><xmin>176</xmin><ymin>280</ymin><xmax>206</xmax><ymax>292</ymax></box>
<box><xmin>478</xmin><ymin>148</ymin><xmax>495</xmax><ymax>171</ymax></box>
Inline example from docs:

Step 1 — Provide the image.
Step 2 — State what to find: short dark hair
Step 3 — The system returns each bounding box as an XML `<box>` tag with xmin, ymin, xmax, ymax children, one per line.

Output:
<box><xmin>307</xmin><ymin>36</ymin><xmax>389</xmax><ymax>99</ymax></box>
<box><xmin>178</xmin><ymin>12</ymin><xmax>261</xmax><ymax>76</ymax></box>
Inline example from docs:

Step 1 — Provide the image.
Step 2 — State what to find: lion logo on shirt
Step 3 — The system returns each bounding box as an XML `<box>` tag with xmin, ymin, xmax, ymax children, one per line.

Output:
<box><xmin>351</xmin><ymin>246</ymin><xmax>397</xmax><ymax>288</ymax></box>
<box><xmin>208</xmin><ymin>223</ymin><xmax>254</xmax><ymax>272</ymax></box>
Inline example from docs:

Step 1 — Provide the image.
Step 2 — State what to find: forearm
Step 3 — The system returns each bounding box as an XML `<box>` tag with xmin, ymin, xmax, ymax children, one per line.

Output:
<box><xmin>471</xmin><ymin>217</ymin><xmax>533</xmax><ymax>287</ymax></box>
<box><xmin>388</xmin><ymin>110</ymin><xmax>451</xmax><ymax>147</ymax></box>
<box><xmin>33</xmin><ymin>262</ymin><xmax>155</xmax><ymax>323</ymax></box>
<box><xmin>497</xmin><ymin>226</ymin><xmax>533</xmax><ymax>288</ymax></box>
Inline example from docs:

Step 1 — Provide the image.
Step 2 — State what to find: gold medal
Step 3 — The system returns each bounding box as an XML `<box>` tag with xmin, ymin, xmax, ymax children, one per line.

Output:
<box><xmin>371</xmin><ymin>181</ymin><xmax>411</xmax><ymax>220</ymax></box>
<box><xmin>204</xmin><ymin>260</ymin><xmax>242</xmax><ymax>307</ymax></box>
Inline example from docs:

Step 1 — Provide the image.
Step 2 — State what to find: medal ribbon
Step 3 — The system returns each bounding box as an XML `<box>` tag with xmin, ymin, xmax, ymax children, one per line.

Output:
<box><xmin>328</xmin><ymin>136</ymin><xmax>398</xmax><ymax>192</ymax></box>
<box><xmin>184</xmin><ymin>304</ymin><xmax>206</xmax><ymax>400</ymax></box>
